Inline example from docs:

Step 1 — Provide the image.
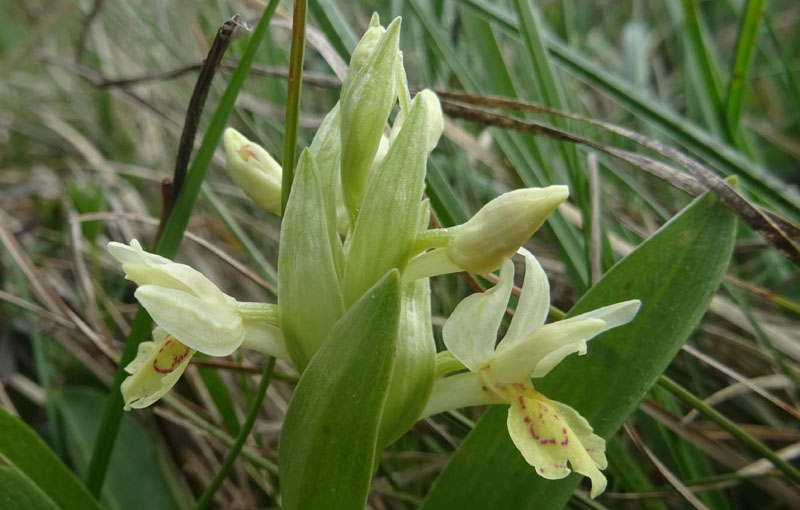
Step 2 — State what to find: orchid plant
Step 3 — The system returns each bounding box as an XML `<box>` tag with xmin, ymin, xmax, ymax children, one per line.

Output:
<box><xmin>108</xmin><ymin>14</ymin><xmax>641</xmax><ymax>505</ymax></box>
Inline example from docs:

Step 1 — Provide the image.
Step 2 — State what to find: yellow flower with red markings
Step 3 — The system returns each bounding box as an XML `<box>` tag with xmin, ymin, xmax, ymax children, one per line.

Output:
<box><xmin>422</xmin><ymin>249</ymin><xmax>640</xmax><ymax>497</ymax></box>
<box><xmin>108</xmin><ymin>240</ymin><xmax>287</xmax><ymax>409</ymax></box>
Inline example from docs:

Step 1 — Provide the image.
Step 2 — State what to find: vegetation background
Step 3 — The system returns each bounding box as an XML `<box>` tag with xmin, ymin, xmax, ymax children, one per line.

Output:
<box><xmin>1</xmin><ymin>0</ymin><xmax>798</xmax><ymax>508</ymax></box>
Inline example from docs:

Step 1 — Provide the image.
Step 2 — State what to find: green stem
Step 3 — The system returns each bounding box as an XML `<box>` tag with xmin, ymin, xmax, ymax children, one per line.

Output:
<box><xmin>658</xmin><ymin>375</ymin><xmax>800</xmax><ymax>485</ymax></box>
<box><xmin>280</xmin><ymin>0</ymin><xmax>308</xmax><ymax>214</ymax></box>
<box><xmin>194</xmin><ymin>357</ymin><xmax>276</xmax><ymax>510</ymax></box>
<box><xmin>235</xmin><ymin>302</ymin><xmax>280</xmax><ymax>324</ymax></box>
<box><xmin>84</xmin><ymin>1</ymin><xmax>281</xmax><ymax>495</ymax></box>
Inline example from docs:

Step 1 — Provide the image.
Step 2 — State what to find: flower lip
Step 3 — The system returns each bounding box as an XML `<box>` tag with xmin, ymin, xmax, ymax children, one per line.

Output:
<box><xmin>121</xmin><ymin>327</ymin><xmax>196</xmax><ymax>410</ymax></box>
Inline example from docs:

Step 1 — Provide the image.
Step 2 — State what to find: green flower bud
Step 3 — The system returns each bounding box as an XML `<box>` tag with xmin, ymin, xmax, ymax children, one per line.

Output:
<box><xmin>340</xmin><ymin>13</ymin><xmax>385</xmax><ymax>96</ymax></box>
<box><xmin>223</xmin><ymin>128</ymin><xmax>282</xmax><ymax>215</ymax></box>
<box><xmin>447</xmin><ymin>186</ymin><xmax>569</xmax><ymax>274</ymax></box>
<box><xmin>340</xmin><ymin>18</ymin><xmax>401</xmax><ymax>222</ymax></box>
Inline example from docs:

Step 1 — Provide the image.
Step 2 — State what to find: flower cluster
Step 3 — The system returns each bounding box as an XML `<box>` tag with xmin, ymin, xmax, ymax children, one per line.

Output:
<box><xmin>108</xmin><ymin>14</ymin><xmax>640</xmax><ymax>496</ymax></box>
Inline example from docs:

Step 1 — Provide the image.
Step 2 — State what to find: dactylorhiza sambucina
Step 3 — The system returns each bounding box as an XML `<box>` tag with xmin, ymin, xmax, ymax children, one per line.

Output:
<box><xmin>106</xmin><ymin>14</ymin><xmax>641</xmax><ymax>498</ymax></box>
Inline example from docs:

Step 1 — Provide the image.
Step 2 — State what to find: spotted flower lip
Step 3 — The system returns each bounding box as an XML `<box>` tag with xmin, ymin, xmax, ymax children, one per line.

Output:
<box><xmin>120</xmin><ymin>327</ymin><xmax>196</xmax><ymax>410</ymax></box>
<box><xmin>425</xmin><ymin>248</ymin><xmax>640</xmax><ymax>497</ymax></box>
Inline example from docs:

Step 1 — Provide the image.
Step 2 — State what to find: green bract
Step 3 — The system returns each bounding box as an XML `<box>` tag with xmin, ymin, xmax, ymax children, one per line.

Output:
<box><xmin>278</xmin><ymin>149</ymin><xmax>344</xmax><ymax>371</ymax></box>
<box><xmin>343</xmin><ymin>90</ymin><xmax>438</xmax><ymax>306</ymax></box>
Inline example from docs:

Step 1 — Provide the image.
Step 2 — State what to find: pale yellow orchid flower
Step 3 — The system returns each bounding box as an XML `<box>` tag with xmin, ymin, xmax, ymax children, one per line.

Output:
<box><xmin>108</xmin><ymin>240</ymin><xmax>287</xmax><ymax>409</ymax></box>
<box><xmin>422</xmin><ymin>249</ymin><xmax>640</xmax><ymax>498</ymax></box>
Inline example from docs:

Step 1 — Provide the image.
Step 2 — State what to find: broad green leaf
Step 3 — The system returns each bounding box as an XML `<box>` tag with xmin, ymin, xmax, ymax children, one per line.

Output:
<box><xmin>0</xmin><ymin>456</ymin><xmax>60</xmax><ymax>510</ymax></box>
<box><xmin>279</xmin><ymin>270</ymin><xmax>401</xmax><ymax>510</ymax></box>
<box><xmin>0</xmin><ymin>405</ymin><xmax>101</xmax><ymax>510</ymax></box>
<box><xmin>279</xmin><ymin>149</ymin><xmax>345</xmax><ymax>371</ymax></box>
<box><xmin>421</xmin><ymin>189</ymin><xmax>736</xmax><ymax>509</ymax></box>
<box><xmin>55</xmin><ymin>388</ymin><xmax>186</xmax><ymax>510</ymax></box>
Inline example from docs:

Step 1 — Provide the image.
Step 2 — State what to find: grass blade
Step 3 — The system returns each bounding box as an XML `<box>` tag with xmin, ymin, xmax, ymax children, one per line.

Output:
<box><xmin>725</xmin><ymin>0</ymin><xmax>765</xmax><ymax>134</ymax></box>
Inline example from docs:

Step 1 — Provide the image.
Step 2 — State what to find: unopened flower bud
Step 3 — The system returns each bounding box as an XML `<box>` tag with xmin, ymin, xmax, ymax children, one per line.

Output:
<box><xmin>446</xmin><ymin>186</ymin><xmax>569</xmax><ymax>274</ymax></box>
<box><xmin>340</xmin><ymin>18</ymin><xmax>401</xmax><ymax>220</ymax></box>
<box><xmin>223</xmin><ymin>127</ymin><xmax>282</xmax><ymax>215</ymax></box>
<box><xmin>341</xmin><ymin>13</ymin><xmax>385</xmax><ymax>95</ymax></box>
<box><xmin>418</xmin><ymin>89</ymin><xmax>443</xmax><ymax>154</ymax></box>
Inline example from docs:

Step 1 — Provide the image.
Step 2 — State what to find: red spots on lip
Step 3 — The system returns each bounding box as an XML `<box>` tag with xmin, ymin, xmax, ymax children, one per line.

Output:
<box><xmin>523</xmin><ymin>416</ymin><xmax>531</xmax><ymax>424</ymax></box>
<box><xmin>541</xmin><ymin>438</ymin><xmax>556</xmax><ymax>445</ymax></box>
<box><xmin>518</xmin><ymin>395</ymin><xmax>526</xmax><ymax>409</ymax></box>
<box><xmin>153</xmin><ymin>337</ymin><xmax>192</xmax><ymax>374</ymax></box>
<box><xmin>539</xmin><ymin>468</ymin><xmax>544</xmax><ymax>474</ymax></box>
<box><xmin>528</xmin><ymin>423</ymin><xmax>540</xmax><ymax>440</ymax></box>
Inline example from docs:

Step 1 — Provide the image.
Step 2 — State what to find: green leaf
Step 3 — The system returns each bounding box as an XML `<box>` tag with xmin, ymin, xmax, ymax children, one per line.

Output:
<box><xmin>0</xmin><ymin>456</ymin><xmax>60</xmax><ymax>510</ymax></box>
<box><xmin>421</xmin><ymin>189</ymin><xmax>736</xmax><ymax>509</ymax></box>
<box><xmin>279</xmin><ymin>149</ymin><xmax>345</xmax><ymax>371</ymax></box>
<box><xmin>55</xmin><ymin>388</ymin><xmax>186</xmax><ymax>510</ymax></box>
<box><xmin>279</xmin><ymin>270</ymin><xmax>401</xmax><ymax>510</ymax></box>
<box><xmin>0</xmin><ymin>406</ymin><xmax>101</xmax><ymax>510</ymax></box>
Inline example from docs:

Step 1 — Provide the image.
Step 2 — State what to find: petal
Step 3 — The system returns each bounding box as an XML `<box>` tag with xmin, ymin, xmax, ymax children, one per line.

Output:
<box><xmin>108</xmin><ymin>239</ymin><xmax>171</xmax><ymax>267</ymax></box>
<box><xmin>506</xmin><ymin>389</ymin><xmax>607</xmax><ymax>498</ymax></box>
<box><xmin>419</xmin><ymin>372</ymin><xmax>503</xmax><ymax>419</ymax></box>
<box><xmin>121</xmin><ymin>328</ymin><xmax>196</xmax><ymax>410</ymax></box>
<box><xmin>109</xmin><ymin>240</ymin><xmax>229</xmax><ymax>306</ymax></box>
<box><xmin>552</xmin><ymin>401</ymin><xmax>607</xmax><ymax>471</ymax></box>
<box><xmin>150</xmin><ymin>263</ymin><xmax>230</xmax><ymax>305</ymax></box>
<box><xmin>443</xmin><ymin>258</ymin><xmax>514</xmax><ymax>371</ymax></box>
<box><xmin>502</xmin><ymin>248</ymin><xmax>549</xmax><ymax>347</ymax></box>
<box><xmin>135</xmin><ymin>285</ymin><xmax>244</xmax><ymax>356</ymax></box>
<box><xmin>493</xmin><ymin>318</ymin><xmax>606</xmax><ymax>382</ymax></box>
<box><xmin>241</xmin><ymin>320</ymin><xmax>290</xmax><ymax>360</ymax></box>
<box><xmin>570</xmin><ymin>300</ymin><xmax>641</xmax><ymax>330</ymax></box>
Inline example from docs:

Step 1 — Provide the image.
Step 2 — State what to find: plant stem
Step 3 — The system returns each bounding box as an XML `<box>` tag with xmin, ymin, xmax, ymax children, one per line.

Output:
<box><xmin>194</xmin><ymin>357</ymin><xmax>276</xmax><ymax>510</ymax></box>
<box><xmin>280</xmin><ymin>0</ymin><xmax>308</xmax><ymax>214</ymax></box>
